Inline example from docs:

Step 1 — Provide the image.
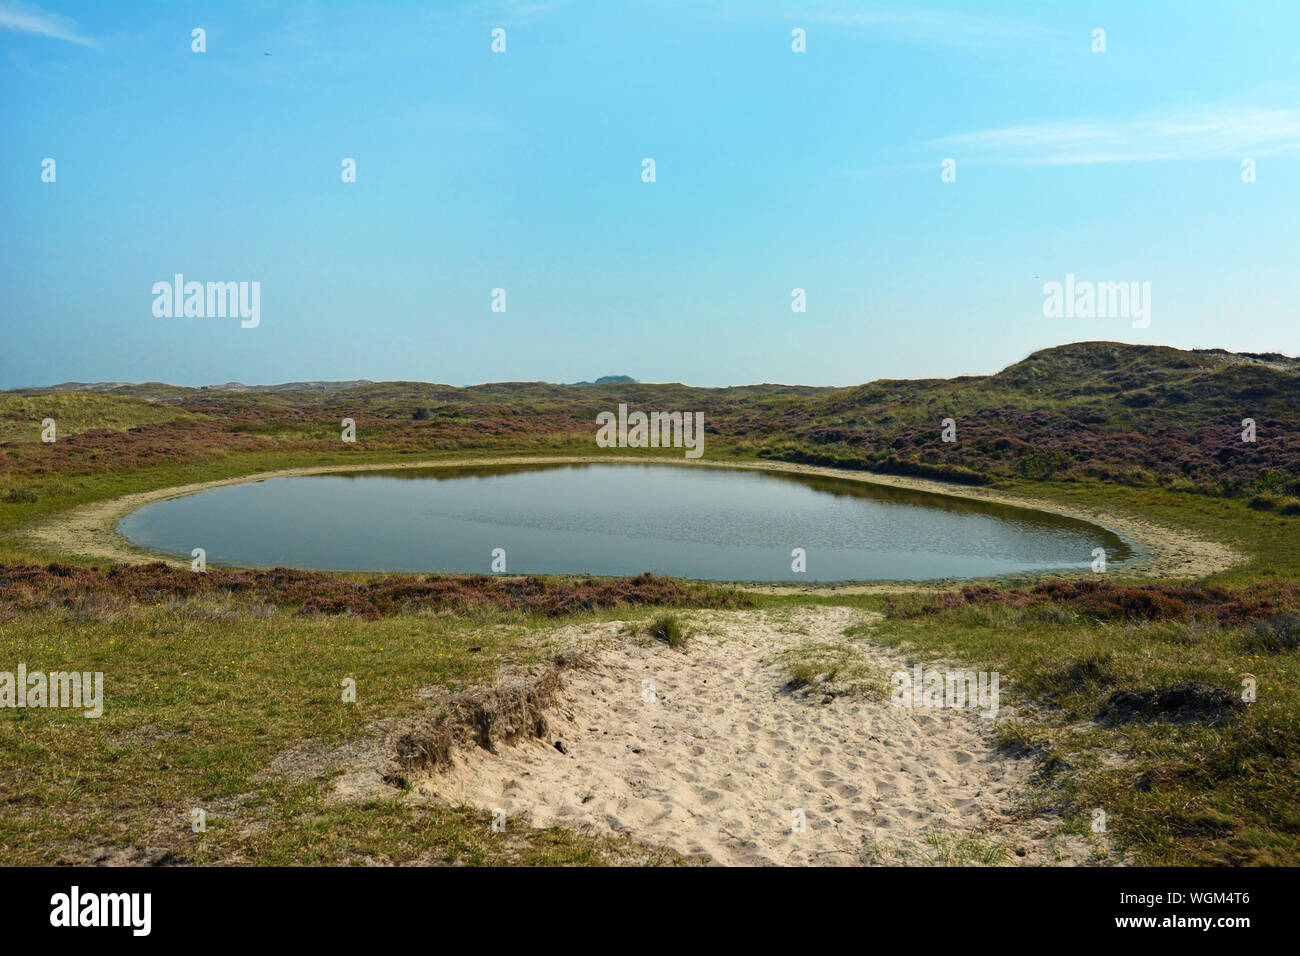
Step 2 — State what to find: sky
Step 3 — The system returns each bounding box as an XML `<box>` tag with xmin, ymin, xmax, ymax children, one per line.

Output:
<box><xmin>1</xmin><ymin>0</ymin><xmax>1297</xmax><ymax>388</ymax></box>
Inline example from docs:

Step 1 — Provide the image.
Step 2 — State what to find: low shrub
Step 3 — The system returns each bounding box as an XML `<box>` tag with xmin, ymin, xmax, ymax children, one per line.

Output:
<box><xmin>646</xmin><ymin>612</ymin><xmax>689</xmax><ymax>649</ymax></box>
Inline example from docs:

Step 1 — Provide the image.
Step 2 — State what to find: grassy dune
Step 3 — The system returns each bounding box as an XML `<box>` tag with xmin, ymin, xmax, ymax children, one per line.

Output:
<box><xmin>0</xmin><ymin>392</ymin><xmax>196</xmax><ymax>444</ymax></box>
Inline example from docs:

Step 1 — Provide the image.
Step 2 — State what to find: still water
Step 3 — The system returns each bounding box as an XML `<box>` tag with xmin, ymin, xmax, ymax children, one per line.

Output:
<box><xmin>117</xmin><ymin>463</ymin><xmax>1136</xmax><ymax>581</ymax></box>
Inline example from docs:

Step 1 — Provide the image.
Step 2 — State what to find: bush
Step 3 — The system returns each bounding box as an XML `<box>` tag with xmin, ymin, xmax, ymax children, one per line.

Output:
<box><xmin>1255</xmin><ymin>470</ymin><xmax>1294</xmax><ymax>494</ymax></box>
<box><xmin>0</xmin><ymin>564</ymin><xmax>750</xmax><ymax>620</ymax></box>
<box><xmin>1251</xmin><ymin>613</ymin><xmax>1300</xmax><ymax>653</ymax></box>
<box><xmin>1015</xmin><ymin>449</ymin><xmax>1073</xmax><ymax>481</ymax></box>
<box><xmin>888</xmin><ymin>579</ymin><xmax>1300</xmax><ymax>627</ymax></box>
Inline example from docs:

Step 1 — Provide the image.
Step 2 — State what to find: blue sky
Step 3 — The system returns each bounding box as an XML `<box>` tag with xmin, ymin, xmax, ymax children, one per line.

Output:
<box><xmin>2</xmin><ymin>0</ymin><xmax>1297</xmax><ymax>388</ymax></box>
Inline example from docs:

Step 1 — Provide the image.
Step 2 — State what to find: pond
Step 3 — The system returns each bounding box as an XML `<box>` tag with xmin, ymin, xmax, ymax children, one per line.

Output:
<box><xmin>116</xmin><ymin>462</ymin><xmax>1137</xmax><ymax>581</ymax></box>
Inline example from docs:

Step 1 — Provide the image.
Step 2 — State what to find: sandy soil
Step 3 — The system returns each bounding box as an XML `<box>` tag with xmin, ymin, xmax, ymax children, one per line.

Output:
<box><xmin>303</xmin><ymin>606</ymin><xmax>1112</xmax><ymax>865</ymax></box>
<box><xmin>18</xmin><ymin>454</ymin><xmax>1242</xmax><ymax>582</ymax></box>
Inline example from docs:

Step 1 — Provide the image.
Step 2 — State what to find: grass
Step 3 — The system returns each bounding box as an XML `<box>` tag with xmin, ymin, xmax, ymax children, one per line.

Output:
<box><xmin>994</xmin><ymin>478</ymin><xmax>1300</xmax><ymax>586</ymax></box>
<box><xmin>856</xmin><ymin>596</ymin><xmax>1300</xmax><ymax>865</ymax></box>
<box><xmin>862</xmin><ymin>831</ymin><xmax>1013</xmax><ymax>866</ymax></box>
<box><xmin>772</xmin><ymin>641</ymin><xmax>886</xmax><ymax>699</ymax></box>
<box><xmin>0</xmin><ymin>599</ymin><xmax>699</xmax><ymax>865</ymax></box>
<box><xmin>1250</xmin><ymin>613</ymin><xmax>1300</xmax><ymax>653</ymax></box>
<box><xmin>645</xmin><ymin>612</ymin><xmax>689</xmax><ymax>649</ymax></box>
<box><xmin>0</xmin><ymin>392</ymin><xmax>195</xmax><ymax>443</ymax></box>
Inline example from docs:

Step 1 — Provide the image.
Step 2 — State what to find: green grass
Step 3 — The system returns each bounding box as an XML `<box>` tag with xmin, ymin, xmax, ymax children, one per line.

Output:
<box><xmin>771</xmin><ymin>641</ymin><xmax>886</xmax><ymax>699</ymax></box>
<box><xmin>862</xmin><ymin>831</ymin><xmax>1013</xmax><ymax>866</ymax></box>
<box><xmin>994</xmin><ymin>478</ymin><xmax>1300</xmax><ymax>586</ymax></box>
<box><xmin>0</xmin><ymin>392</ymin><xmax>195</xmax><ymax>443</ymax></box>
<box><xmin>0</xmin><ymin>600</ymin><xmax>693</xmax><ymax>865</ymax></box>
<box><xmin>855</xmin><ymin>598</ymin><xmax>1300</xmax><ymax>865</ymax></box>
<box><xmin>645</xmin><ymin>612</ymin><xmax>689</xmax><ymax>649</ymax></box>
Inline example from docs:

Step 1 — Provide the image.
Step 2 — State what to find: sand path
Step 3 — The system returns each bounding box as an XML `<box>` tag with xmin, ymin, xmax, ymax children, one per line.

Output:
<box><xmin>16</xmin><ymin>455</ymin><xmax>1241</xmax><ymax>582</ymax></box>
<box><xmin>414</xmin><ymin>606</ymin><xmax>1102</xmax><ymax>865</ymax></box>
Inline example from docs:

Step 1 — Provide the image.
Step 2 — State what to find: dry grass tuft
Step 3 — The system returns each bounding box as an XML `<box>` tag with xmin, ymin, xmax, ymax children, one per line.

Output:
<box><xmin>388</xmin><ymin>652</ymin><xmax>592</xmax><ymax>783</ymax></box>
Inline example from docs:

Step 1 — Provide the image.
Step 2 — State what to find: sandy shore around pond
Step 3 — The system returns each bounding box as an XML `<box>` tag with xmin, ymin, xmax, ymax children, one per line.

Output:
<box><xmin>17</xmin><ymin>454</ymin><xmax>1243</xmax><ymax>582</ymax></box>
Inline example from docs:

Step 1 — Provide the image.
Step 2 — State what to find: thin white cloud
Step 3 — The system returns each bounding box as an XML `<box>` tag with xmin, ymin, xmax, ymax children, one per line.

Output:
<box><xmin>932</xmin><ymin>108</ymin><xmax>1300</xmax><ymax>165</ymax></box>
<box><xmin>0</xmin><ymin>1</ymin><xmax>96</xmax><ymax>47</ymax></box>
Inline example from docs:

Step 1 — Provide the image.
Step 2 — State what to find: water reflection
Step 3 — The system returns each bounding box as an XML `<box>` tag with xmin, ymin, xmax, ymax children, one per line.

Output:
<box><xmin>118</xmin><ymin>462</ymin><xmax>1137</xmax><ymax>581</ymax></box>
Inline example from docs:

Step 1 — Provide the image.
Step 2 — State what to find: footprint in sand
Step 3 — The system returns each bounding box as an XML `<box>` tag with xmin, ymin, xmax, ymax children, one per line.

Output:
<box><xmin>419</xmin><ymin>607</ymin><xmax>1068</xmax><ymax>867</ymax></box>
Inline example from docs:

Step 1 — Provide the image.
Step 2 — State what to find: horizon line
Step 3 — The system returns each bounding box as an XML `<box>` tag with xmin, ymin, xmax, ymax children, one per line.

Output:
<box><xmin>5</xmin><ymin>341</ymin><xmax>1297</xmax><ymax>394</ymax></box>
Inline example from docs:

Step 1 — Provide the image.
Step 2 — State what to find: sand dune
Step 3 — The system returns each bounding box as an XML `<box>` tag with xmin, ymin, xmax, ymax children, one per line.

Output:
<box><xmin>417</xmin><ymin>606</ymin><xmax>1106</xmax><ymax>865</ymax></box>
